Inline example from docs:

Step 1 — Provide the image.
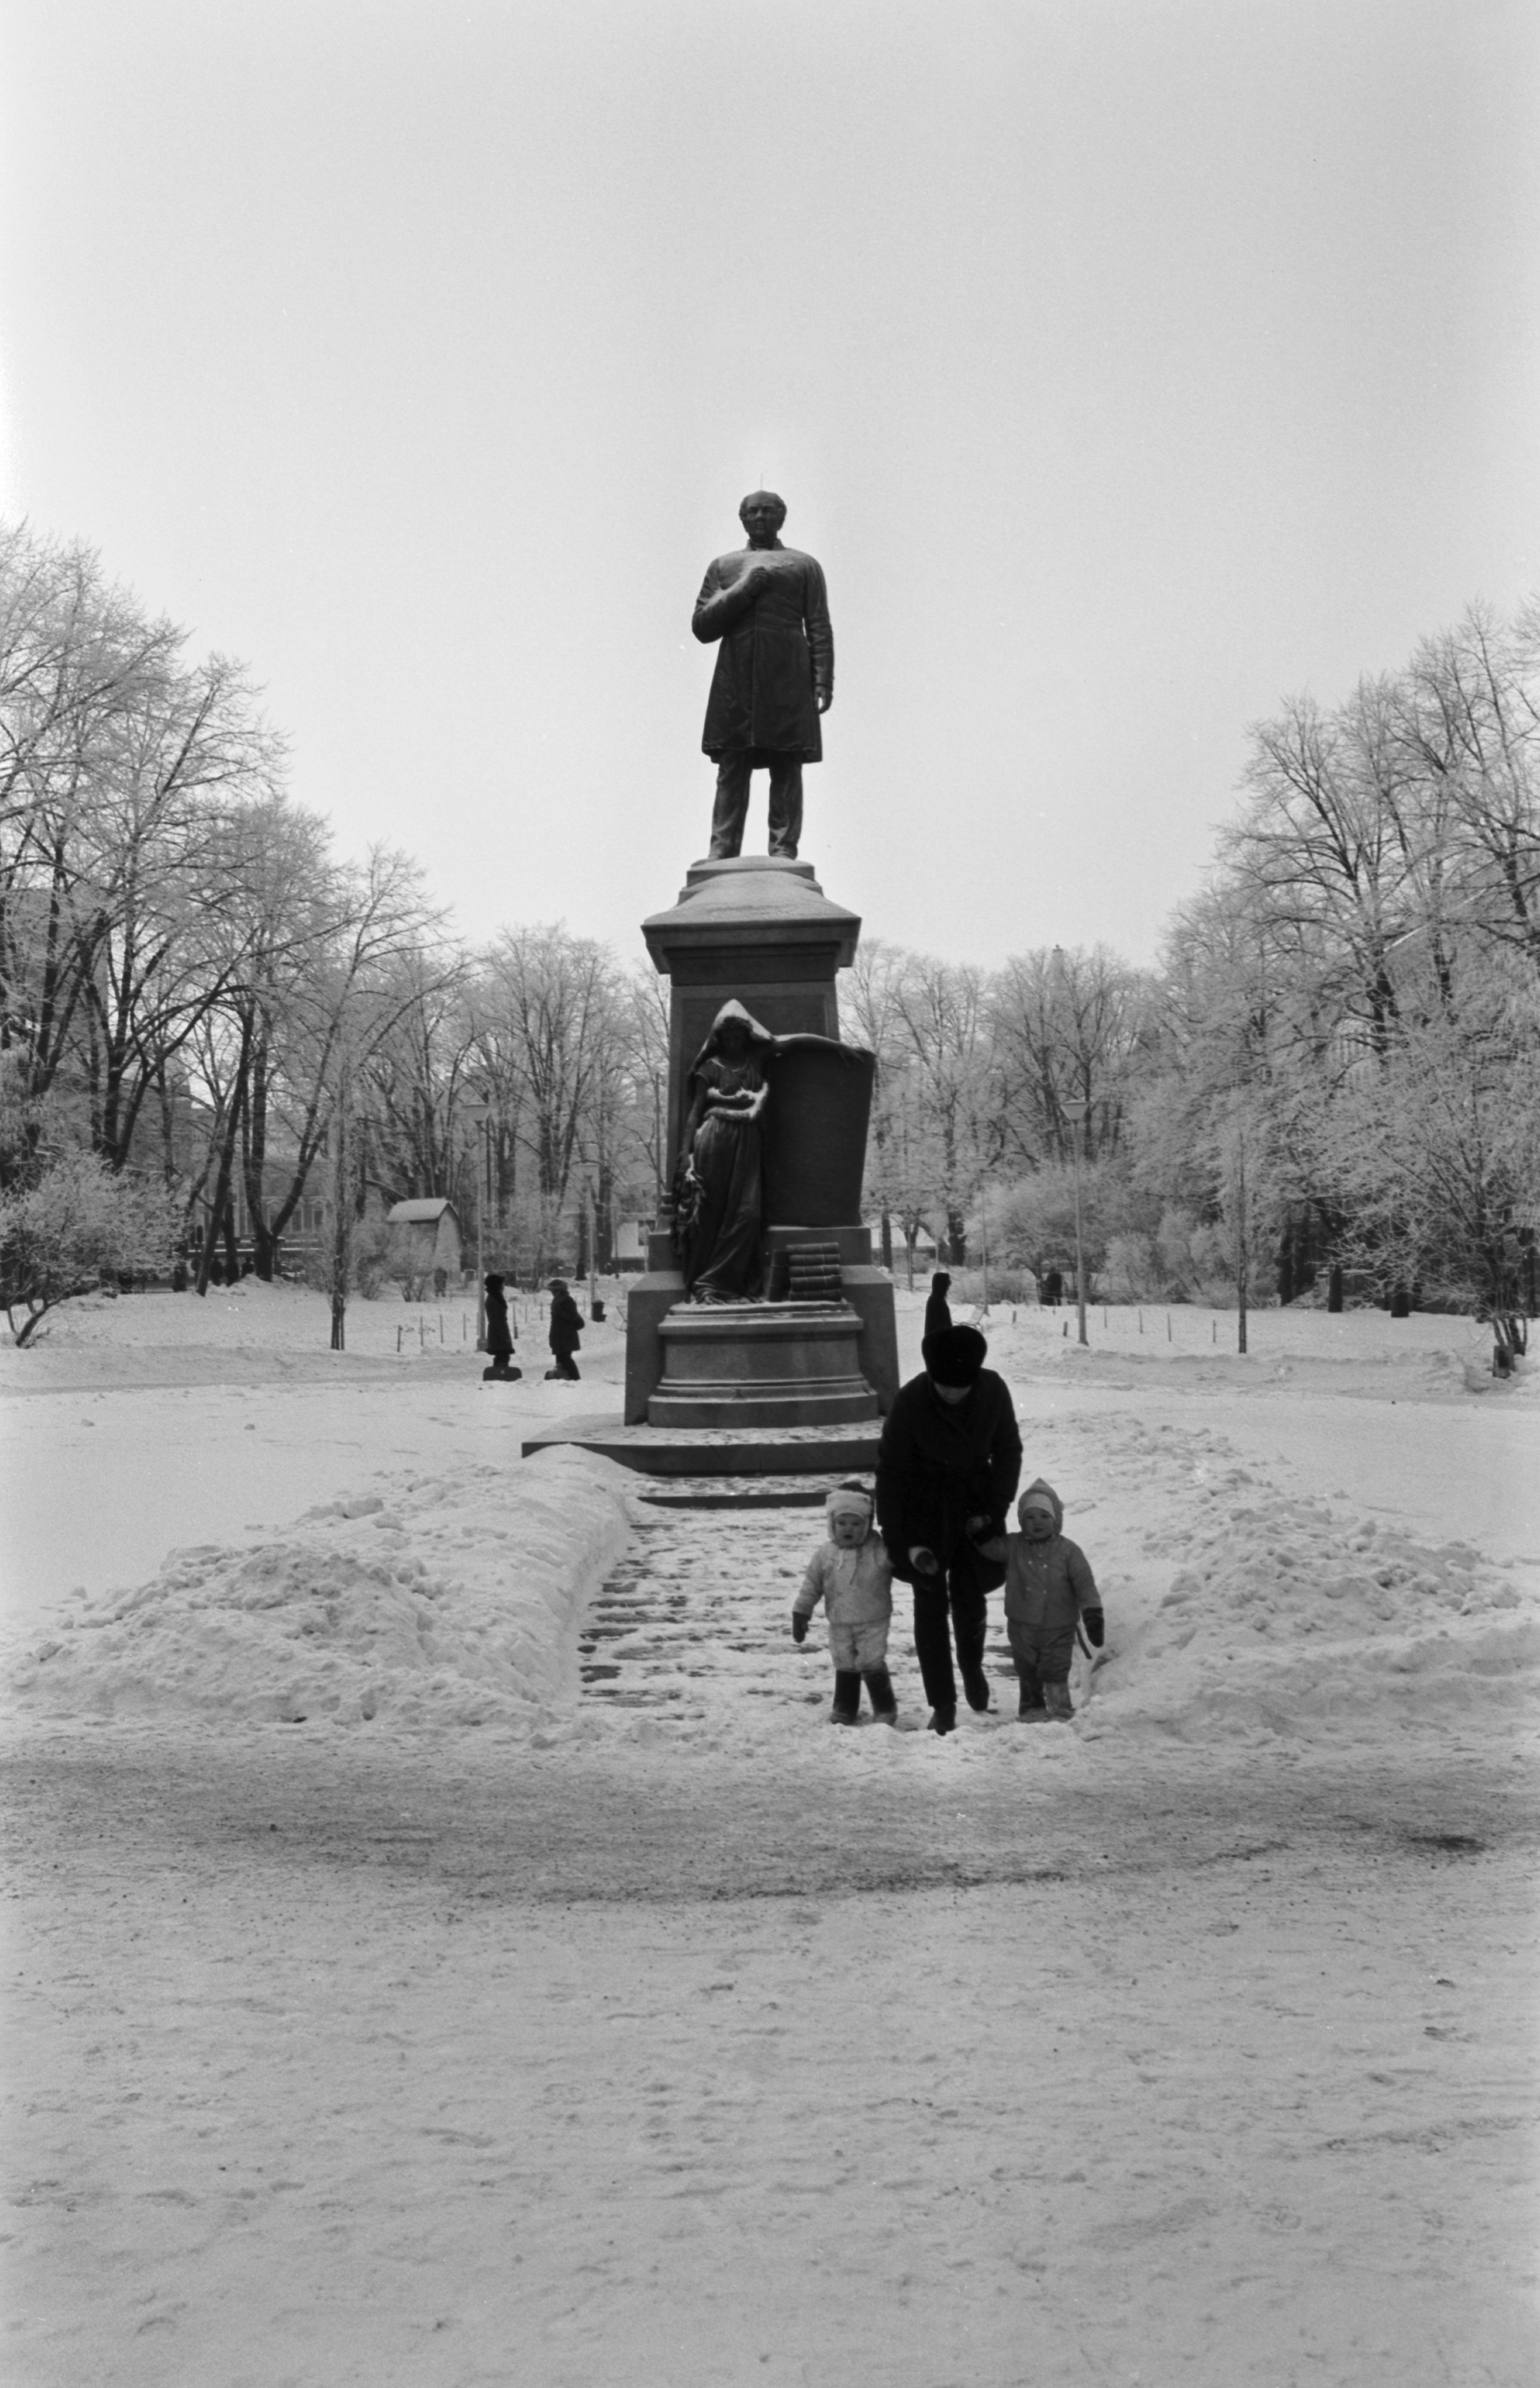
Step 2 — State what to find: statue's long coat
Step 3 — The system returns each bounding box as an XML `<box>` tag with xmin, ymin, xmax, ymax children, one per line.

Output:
<box><xmin>693</xmin><ymin>543</ymin><xmax>833</xmax><ymax>760</ymax></box>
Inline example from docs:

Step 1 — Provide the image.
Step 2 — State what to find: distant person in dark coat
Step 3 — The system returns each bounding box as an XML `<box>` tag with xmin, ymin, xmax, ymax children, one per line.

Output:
<box><xmin>1042</xmin><ymin>1268</ymin><xmax>1063</xmax><ymax>1308</ymax></box>
<box><xmin>545</xmin><ymin>1279</ymin><xmax>583</xmax><ymax>1380</ymax></box>
<box><xmin>875</xmin><ymin>1325</ymin><xmax>1023</xmax><ymax>1735</ymax></box>
<box><xmin>482</xmin><ymin>1274</ymin><xmax>521</xmax><ymax>1381</ymax></box>
<box><xmin>924</xmin><ymin>1270</ymin><xmax>953</xmax><ymax>1340</ymax></box>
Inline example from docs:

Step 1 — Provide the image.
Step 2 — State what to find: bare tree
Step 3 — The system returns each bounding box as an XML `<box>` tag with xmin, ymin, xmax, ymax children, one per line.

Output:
<box><xmin>842</xmin><ymin>939</ymin><xmax>912</xmax><ymax>1269</ymax></box>
<box><xmin>358</xmin><ymin>946</ymin><xmax>476</xmax><ymax>1215</ymax></box>
<box><xmin>0</xmin><ymin>525</ymin><xmax>212</xmax><ymax>1173</ymax></box>
<box><xmin>989</xmin><ymin>944</ymin><xmax>1147</xmax><ymax>1169</ymax></box>
<box><xmin>1395</xmin><ymin>602</ymin><xmax>1540</xmax><ymax>981</ymax></box>
<box><xmin>477</xmin><ymin>925</ymin><xmax>626</xmax><ymax>1276</ymax></box>
<box><xmin>888</xmin><ymin>952</ymin><xmax>994</xmax><ymax>1262</ymax></box>
<box><xmin>1226</xmin><ymin>683</ymin><xmax>1429</xmax><ymax>1051</ymax></box>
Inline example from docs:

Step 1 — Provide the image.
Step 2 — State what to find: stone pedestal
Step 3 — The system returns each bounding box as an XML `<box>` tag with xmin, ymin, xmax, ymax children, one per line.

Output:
<box><xmin>642</xmin><ymin>855</ymin><xmax>861</xmax><ymax>1168</ymax></box>
<box><xmin>624</xmin><ymin>1218</ymin><xmax>898</xmax><ymax>1426</ymax></box>
<box><xmin>648</xmin><ymin>1300</ymin><xmax>878</xmax><ymax>1429</ymax></box>
<box><xmin>620</xmin><ymin>853</ymin><xmax>898</xmax><ymax>1445</ymax></box>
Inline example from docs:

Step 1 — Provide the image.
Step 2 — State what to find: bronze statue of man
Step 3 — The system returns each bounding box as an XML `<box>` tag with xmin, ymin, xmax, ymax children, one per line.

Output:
<box><xmin>692</xmin><ymin>491</ymin><xmax>833</xmax><ymax>861</ymax></box>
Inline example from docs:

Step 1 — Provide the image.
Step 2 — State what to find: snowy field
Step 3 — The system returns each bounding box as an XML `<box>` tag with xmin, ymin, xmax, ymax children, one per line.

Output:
<box><xmin>2</xmin><ymin>1283</ymin><xmax>1538</xmax><ymax>2385</ymax></box>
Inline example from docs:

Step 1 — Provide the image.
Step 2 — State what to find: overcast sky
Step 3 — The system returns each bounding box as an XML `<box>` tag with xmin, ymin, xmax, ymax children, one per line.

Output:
<box><xmin>2</xmin><ymin>0</ymin><xmax>1536</xmax><ymax>973</ymax></box>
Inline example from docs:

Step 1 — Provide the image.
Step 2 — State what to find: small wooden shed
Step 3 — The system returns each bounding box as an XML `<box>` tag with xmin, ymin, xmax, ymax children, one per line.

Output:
<box><xmin>385</xmin><ymin>1197</ymin><xmax>463</xmax><ymax>1283</ymax></box>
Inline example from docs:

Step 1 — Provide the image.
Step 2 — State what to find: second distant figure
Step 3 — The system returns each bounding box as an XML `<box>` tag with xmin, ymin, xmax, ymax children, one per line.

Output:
<box><xmin>545</xmin><ymin>1278</ymin><xmax>584</xmax><ymax>1380</ymax></box>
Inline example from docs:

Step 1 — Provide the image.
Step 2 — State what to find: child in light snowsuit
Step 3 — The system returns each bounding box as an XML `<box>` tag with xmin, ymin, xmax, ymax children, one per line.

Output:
<box><xmin>976</xmin><ymin>1477</ymin><xmax>1104</xmax><ymax>1721</ymax></box>
<box><xmin>792</xmin><ymin>1482</ymin><xmax>897</xmax><ymax>1725</ymax></box>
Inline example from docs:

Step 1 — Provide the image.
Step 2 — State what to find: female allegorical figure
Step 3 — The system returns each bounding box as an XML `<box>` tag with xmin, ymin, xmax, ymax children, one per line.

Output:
<box><xmin>673</xmin><ymin>1000</ymin><xmax>863</xmax><ymax>1303</ymax></box>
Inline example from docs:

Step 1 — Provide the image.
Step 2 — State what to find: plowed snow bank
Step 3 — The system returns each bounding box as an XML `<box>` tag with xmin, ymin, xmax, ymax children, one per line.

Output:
<box><xmin>7</xmin><ymin>1446</ymin><xmax>633</xmax><ymax>1731</ymax></box>
<box><xmin>1080</xmin><ymin>1422</ymin><xmax>1540</xmax><ymax>1746</ymax></box>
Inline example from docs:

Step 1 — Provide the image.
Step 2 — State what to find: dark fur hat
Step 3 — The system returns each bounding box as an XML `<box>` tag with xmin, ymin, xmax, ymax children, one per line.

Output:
<box><xmin>921</xmin><ymin>1325</ymin><xmax>987</xmax><ymax>1385</ymax></box>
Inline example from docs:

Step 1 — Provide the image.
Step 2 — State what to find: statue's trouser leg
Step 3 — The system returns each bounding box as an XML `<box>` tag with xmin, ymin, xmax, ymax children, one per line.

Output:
<box><xmin>709</xmin><ymin>755</ymin><xmax>752</xmax><ymax>858</ymax></box>
<box><xmin>766</xmin><ymin>756</ymin><xmax>803</xmax><ymax>859</ymax></box>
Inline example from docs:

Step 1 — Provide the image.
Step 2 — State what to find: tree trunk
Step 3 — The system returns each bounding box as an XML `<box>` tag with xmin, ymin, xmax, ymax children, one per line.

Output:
<box><xmin>1276</xmin><ymin>1218</ymin><xmax>1296</xmax><ymax>1306</ymax></box>
<box><xmin>1236</xmin><ymin>1138</ymin><xmax>1249</xmax><ymax>1356</ymax></box>
<box><xmin>195</xmin><ymin>1050</ymin><xmax>249</xmax><ymax>1297</ymax></box>
<box><xmin>595</xmin><ymin>1161</ymin><xmax>615</xmax><ymax>1272</ymax></box>
<box><xmin>329</xmin><ymin>1090</ymin><xmax>352</xmax><ymax>1352</ymax></box>
<box><xmin>244</xmin><ymin>1034</ymin><xmax>277</xmax><ymax>1281</ymax></box>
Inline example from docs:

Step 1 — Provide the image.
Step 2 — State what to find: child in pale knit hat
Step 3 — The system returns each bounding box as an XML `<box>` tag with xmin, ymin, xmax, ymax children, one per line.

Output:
<box><xmin>791</xmin><ymin>1479</ymin><xmax>898</xmax><ymax>1725</ymax></box>
<box><xmin>974</xmin><ymin>1477</ymin><xmax>1104</xmax><ymax>1721</ymax></box>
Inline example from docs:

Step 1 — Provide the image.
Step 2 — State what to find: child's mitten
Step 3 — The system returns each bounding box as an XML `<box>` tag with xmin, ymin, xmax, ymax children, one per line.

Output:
<box><xmin>791</xmin><ymin>1611</ymin><xmax>809</xmax><ymax>1643</ymax></box>
<box><xmin>1083</xmin><ymin>1608</ymin><xmax>1105</xmax><ymax>1646</ymax></box>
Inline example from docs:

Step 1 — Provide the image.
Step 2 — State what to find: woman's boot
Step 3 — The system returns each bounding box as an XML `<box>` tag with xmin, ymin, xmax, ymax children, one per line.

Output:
<box><xmin>960</xmin><ymin>1661</ymin><xmax>993</xmax><ymax>1712</ymax></box>
<box><xmin>862</xmin><ymin>1666</ymin><xmax>898</xmax><ymax>1723</ymax></box>
<box><xmin>830</xmin><ymin>1670</ymin><xmax>862</xmax><ymax>1725</ymax></box>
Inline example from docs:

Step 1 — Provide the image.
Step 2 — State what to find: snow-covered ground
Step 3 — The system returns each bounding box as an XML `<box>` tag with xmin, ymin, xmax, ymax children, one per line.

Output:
<box><xmin>2</xmin><ymin>1282</ymin><xmax>1538</xmax><ymax>2385</ymax></box>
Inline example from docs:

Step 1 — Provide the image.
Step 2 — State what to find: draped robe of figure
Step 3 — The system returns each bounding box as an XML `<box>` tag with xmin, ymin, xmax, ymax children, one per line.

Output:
<box><xmin>674</xmin><ymin>1047</ymin><xmax>769</xmax><ymax>1301</ymax></box>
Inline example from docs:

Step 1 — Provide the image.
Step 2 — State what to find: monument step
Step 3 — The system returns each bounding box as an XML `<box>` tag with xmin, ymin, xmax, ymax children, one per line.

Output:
<box><xmin>520</xmin><ymin>1414</ymin><xmax>883</xmax><ymax>1477</ymax></box>
<box><xmin>648</xmin><ymin>1373</ymin><xmax>879</xmax><ymax>1430</ymax></box>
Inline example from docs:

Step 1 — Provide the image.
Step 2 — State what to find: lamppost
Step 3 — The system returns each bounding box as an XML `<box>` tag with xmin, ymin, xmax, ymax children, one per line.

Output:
<box><xmin>1062</xmin><ymin>1098</ymin><xmax>1090</xmax><ymax>1349</ymax></box>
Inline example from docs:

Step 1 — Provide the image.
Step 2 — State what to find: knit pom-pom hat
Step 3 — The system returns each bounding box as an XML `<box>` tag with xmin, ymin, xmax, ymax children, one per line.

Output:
<box><xmin>825</xmin><ymin>1482</ymin><xmax>874</xmax><ymax>1526</ymax></box>
<box><xmin>1017</xmin><ymin>1478</ymin><xmax>1063</xmax><ymax>1531</ymax></box>
<box><xmin>922</xmin><ymin>1324</ymin><xmax>987</xmax><ymax>1385</ymax></box>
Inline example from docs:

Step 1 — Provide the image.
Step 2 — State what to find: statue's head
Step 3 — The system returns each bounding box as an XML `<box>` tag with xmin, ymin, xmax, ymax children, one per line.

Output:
<box><xmin>739</xmin><ymin>490</ymin><xmax>786</xmax><ymax>543</ymax></box>
<box><xmin>702</xmin><ymin>998</ymin><xmax>772</xmax><ymax>1064</ymax></box>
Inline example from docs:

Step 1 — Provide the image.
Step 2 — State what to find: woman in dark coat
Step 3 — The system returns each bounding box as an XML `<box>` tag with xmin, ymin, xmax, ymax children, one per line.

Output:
<box><xmin>924</xmin><ymin>1270</ymin><xmax>953</xmax><ymax>1339</ymax></box>
<box><xmin>545</xmin><ymin>1279</ymin><xmax>583</xmax><ymax>1380</ymax></box>
<box><xmin>875</xmin><ymin>1325</ymin><xmax>1023</xmax><ymax>1735</ymax></box>
<box><xmin>482</xmin><ymin>1274</ymin><xmax>520</xmax><ymax>1381</ymax></box>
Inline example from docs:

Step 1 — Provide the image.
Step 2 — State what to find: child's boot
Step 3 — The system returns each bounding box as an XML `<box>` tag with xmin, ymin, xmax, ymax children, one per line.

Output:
<box><xmin>830</xmin><ymin>1670</ymin><xmax>862</xmax><ymax>1725</ymax></box>
<box><xmin>863</xmin><ymin>1666</ymin><xmax>898</xmax><ymax>1724</ymax></box>
<box><xmin>1043</xmin><ymin>1680</ymin><xmax>1075</xmax><ymax>1722</ymax></box>
<box><xmin>1016</xmin><ymin>1663</ymin><xmax>1048</xmax><ymax>1721</ymax></box>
